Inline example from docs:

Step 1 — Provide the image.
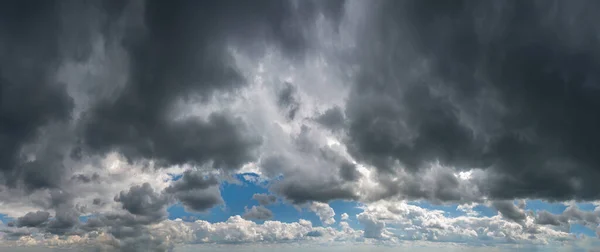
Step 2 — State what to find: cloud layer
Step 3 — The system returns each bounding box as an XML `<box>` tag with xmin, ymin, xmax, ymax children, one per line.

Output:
<box><xmin>2</xmin><ymin>0</ymin><xmax>600</xmax><ymax>251</ymax></box>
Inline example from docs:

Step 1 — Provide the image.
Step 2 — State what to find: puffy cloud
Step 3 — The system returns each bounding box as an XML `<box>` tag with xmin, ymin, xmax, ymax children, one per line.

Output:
<box><xmin>341</xmin><ymin>213</ymin><xmax>349</xmax><ymax>220</ymax></box>
<box><xmin>164</xmin><ymin>171</ymin><xmax>223</xmax><ymax>213</ymax></box>
<box><xmin>309</xmin><ymin>202</ymin><xmax>336</xmax><ymax>226</ymax></box>
<box><xmin>165</xmin><ymin>171</ymin><xmax>219</xmax><ymax>192</ymax></box>
<box><xmin>114</xmin><ymin>183</ymin><xmax>169</xmax><ymax>220</ymax></box>
<box><xmin>242</xmin><ymin>206</ymin><xmax>274</xmax><ymax>221</ymax></box>
<box><xmin>355</xmin><ymin>200</ymin><xmax>573</xmax><ymax>244</ymax></box>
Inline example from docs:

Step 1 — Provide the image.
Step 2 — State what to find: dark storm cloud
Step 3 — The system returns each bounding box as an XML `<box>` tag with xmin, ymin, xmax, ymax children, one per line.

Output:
<box><xmin>0</xmin><ymin>0</ymin><xmax>74</xmax><ymax>189</ymax></box>
<box><xmin>242</xmin><ymin>205</ymin><xmax>274</xmax><ymax>220</ymax></box>
<box><xmin>16</xmin><ymin>211</ymin><xmax>50</xmax><ymax>228</ymax></box>
<box><xmin>80</xmin><ymin>0</ymin><xmax>348</xmax><ymax>171</ymax></box>
<box><xmin>0</xmin><ymin>0</ymin><xmax>348</xmax><ymax>250</ymax></box>
<box><xmin>345</xmin><ymin>0</ymin><xmax>600</xmax><ymax>201</ymax></box>
<box><xmin>252</xmin><ymin>193</ymin><xmax>277</xmax><ymax>206</ymax></box>
<box><xmin>164</xmin><ymin>170</ymin><xmax>223</xmax><ymax>212</ymax></box>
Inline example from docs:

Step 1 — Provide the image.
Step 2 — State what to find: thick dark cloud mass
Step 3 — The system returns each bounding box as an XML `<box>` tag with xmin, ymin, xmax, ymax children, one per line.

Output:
<box><xmin>79</xmin><ymin>0</ymin><xmax>347</xmax><ymax>170</ymax></box>
<box><xmin>346</xmin><ymin>0</ymin><xmax>600</xmax><ymax>201</ymax></box>
<box><xmin>0</xmin><ymin>1</ymin><xmax>74</xmax><ymax>189</ymax></box>
<box><xmin>242</xmin><ymin>205</ymin><xmax>274</xmax><ymax>220</ymax></box>
<box><xmin>16</xmin><ymin>211</ymin><xmax>50</xmax><ymax>228</ymax></box>
<box><xmin>0</xmin><ymin>0</ymin><xmax>350</xmax><ymax>250</ymax></box>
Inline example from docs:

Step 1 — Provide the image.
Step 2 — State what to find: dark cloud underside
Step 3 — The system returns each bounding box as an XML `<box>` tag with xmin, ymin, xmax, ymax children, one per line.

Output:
<box><xmin>0</xmin><ymin>1</ymin><xmax>74</xmax><ymax>189</ymax></box>
<box><xmin>346</xmin><ymin>0</ymin><xmax>600</xmax><ymax>201</ymax></box>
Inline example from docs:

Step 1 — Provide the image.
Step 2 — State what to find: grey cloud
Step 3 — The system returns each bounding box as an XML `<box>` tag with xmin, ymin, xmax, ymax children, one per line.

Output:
<box><xmin>242</xmin><ymin>205</ymin><xmax>274</xmax><ymax>220</ymax></box>
<box><xmin>535</xmin><ymin>204</ymin><xmax>600</xmax><ymax>233</ymax></box>
<box><xmin>339</xmin><ymin>162</ymin><xmax>360</xmax><ymax>181</ymax></box>
<box><xmin>274</xmin><ymin>177</ymin><xmax>358</xmax><ymax>204</ymax></box>
<box><xmin>46</xmin><ymin>205</ymin><xmax>80</xmax><ymax>235</ymax></box>
<box><xmin>70</xmin><ymin>173</ymin><xmax>100</xmax><ymax>184</ymax></box>
<box><xmin>562</xmin><ymin>205</ymin><xmax>600</xmax><ymax>229</ymax></box>
<box><xmin>79</xmin><ymin>0</ymin><xmax>347</xmax><ymax>171</ymax></box>
<box><xmin>86</xmin><ymin>213</ymin><xmax>172</xmax><ymax>252</ymax></box>
<box><xmin>0</xmin><ymin>0</ymin><xmax>75</xmax><ymax>190</ymax></box>
<box><xmin>0</xmin><ymin>0</ymin><xmax>349</xmax><ymax>251</ymax></box>
<box><xmin>492</xmin><ymin>200</ymin><xmax>527</xmax><ymax>223</ymax></box>
<box><xmin>535</xmin><ymin>210</ymin><xmax>570</xmax><ymax>231</ymax></box>
<box><xmin>164</xmin><ymin>170</ymin><xmax>219</xmax><ymax>193</ymax></box>
<box><xmin>263</xmin><ymin>126</ymin><xmax>360</xmax><ymax>204</ymax></box>
<box><xmin>367</xmin><ymin>167</ymin><xmax>483</xmax><ymax>204</ymax></box>
<box><xmin>315</xmin><ymin>106</ymin><xmax>346</xmax><ymax>131</ymax></box>
<box><xmin>277</xmin><ymin>82</ymin><xmax>300</xmax><ymax>120</ymax></box>
<box><xmin>357</xmin><ymin>213</ymin><xmax>385</xmax><ymax>239</ymax></box>
<box><xmin>164</xmin><ymin>170</ymin><xmax>223</xmax><ymax>213</ymax></box>
<box><xmin>259</xmin><ymin>155</ymin><xmax>288</xmax><ymax>178</ymax></box>
<box><xmin>252</xmin><ymin>193</ymin><xmax>277</xmax><ymax>206</ymax></box>
<box><xmin>80</xmin><ymin>217</ymin><xmax>105</xmax><ymax>232</ymax></box>
<box><xmin>115</xmin><ymin>183</ymin><xmax>169</xmax><ymax>220</ymax></box>
<box><xmin>16</xmin><ymin>211</ymin><xmax>50</xmax><ymax>228</ymax></box>
<box><xmin>344</xmin><ymin>0</ymin><xmax>600</xmax><ymax>201</ymax></box>
<box><xmin>172</xmin><ymin>190</ymin><xmax>223</xmax><ymax>213</ymax></box>
<box><xmin>92</xmin><ymin>198</ymin><xmax>103</xmax><ymax>206</ymax></box>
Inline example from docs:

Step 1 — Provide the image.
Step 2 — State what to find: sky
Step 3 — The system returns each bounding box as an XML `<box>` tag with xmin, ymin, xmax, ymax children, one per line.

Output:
<box><xmin>2</xmin><ymin>0</ymin><xmax>600</xmax><ymax>251</ymax></box>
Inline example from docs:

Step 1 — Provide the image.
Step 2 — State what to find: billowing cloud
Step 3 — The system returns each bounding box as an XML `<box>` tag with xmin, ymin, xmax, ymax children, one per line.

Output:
<box><xmin>242</xmin><ymin>206</ymin><xmax>274</xmax><ymax>221</ymax></box>
<box><xmin>114</xmin><ymin>183</ymin><xmax>169</xmax><ymax>220</ymax></box>
<box><xmin>4</xmin><ymin>0</ymin><xmax>600</xmax><ymax>251</ymax></box>
<box><xmin>344</xmin><ymin>0</ymin><xmax>600</xmax><ymax>202</ymax></box>
<box><xmin>309</xmin><ymin>202</ymin><xmax>336</xmax><ymax>226</ymax></box>
<box><xmin>164</xmin><ymin>171</ymin><xmax>223</xmax><ymax>213</ymax></box>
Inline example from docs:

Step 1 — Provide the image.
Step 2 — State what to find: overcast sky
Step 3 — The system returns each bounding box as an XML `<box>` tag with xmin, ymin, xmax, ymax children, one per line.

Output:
<box><xmin>2</xmin><ymin>0</ymin><xmax>600</xmax><ymax>251</ymax></box>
